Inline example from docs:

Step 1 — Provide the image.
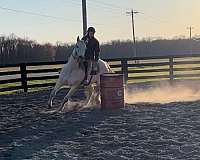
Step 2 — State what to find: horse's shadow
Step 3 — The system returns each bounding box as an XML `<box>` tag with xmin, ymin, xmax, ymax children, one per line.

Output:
<box><xmin>0</xmin><ymin>87</ymin><xmax>119</xmax><ymax>159</ymax></box>
<box><xmin>0</xmin><ymin>101</ymin><xmax>109</xmax><ymax>160</ymax></box>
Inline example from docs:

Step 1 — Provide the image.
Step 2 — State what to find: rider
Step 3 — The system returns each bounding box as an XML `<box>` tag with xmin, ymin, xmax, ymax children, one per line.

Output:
<box><xmin>81</xmin><ymin>26</ymin><xmax>100</xmax><ymax>85</ymax></box>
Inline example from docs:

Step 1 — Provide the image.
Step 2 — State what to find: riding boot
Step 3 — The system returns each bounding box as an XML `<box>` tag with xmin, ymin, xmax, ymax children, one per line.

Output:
<box><xmin>90</xmin><ymin>61</ymin><xmax>98</xmax><ymax>75</ymax></box>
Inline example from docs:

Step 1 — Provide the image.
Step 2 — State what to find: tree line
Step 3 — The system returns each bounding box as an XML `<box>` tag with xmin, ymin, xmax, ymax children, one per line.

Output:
<box><xmin>0</xmin><ymin>35</ymin><xmax>74</xmax><ymax>65</ymax></box>
<box><xmin>1</xmin><ymin>34</ymin><xmax>200</xmax><ymax>65</ymax></box>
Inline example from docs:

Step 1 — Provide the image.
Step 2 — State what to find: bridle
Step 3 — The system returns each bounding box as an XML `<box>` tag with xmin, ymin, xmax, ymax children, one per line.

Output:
<box><xmin>71</xmin><ymin>43</ymin><xmax>86</xmax><ymax>61</ymax></box>
<box><xmin>71</xmin><ymin>46</ymin><xmax>86</xmax><ymax>66</ymax></box>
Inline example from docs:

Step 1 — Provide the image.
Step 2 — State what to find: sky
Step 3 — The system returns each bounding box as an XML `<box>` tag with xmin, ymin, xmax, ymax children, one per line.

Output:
<box><xmin>0</xmin><ymin>0</ymin><xmax>200</xmax><ymax>44</ymax></box>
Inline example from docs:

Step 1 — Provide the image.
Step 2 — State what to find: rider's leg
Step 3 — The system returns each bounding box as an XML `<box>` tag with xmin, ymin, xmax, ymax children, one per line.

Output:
<box><xmin>90</xmin><ymin>60</ymin><xmax>98</xmax><ymax>75</ymax></box>
<box><xmin>83</xmin><ymin>61</ymin><xmax>88</xmax><ymax>81</ymax></box>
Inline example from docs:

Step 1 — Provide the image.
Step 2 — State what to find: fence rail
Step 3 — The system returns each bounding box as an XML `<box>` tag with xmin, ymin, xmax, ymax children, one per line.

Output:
<box><xmin>1</xmin><ymin>54</ymin><xmax>200</xmax><ymax>93</ymax></box>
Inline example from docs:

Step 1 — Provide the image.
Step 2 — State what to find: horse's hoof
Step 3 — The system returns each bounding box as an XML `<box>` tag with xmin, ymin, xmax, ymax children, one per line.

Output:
<box><xmin>47</xmin><ymin>103</ymin><xmax>52</xmax><ymax>109</ymax></box>
<box><xmin>57</xmin><ymin>109</ymin><xmax>63</xmax><ymax>113</ymax></box>
<box><xmin>96</xmin><ymin>100</ymin><xmax>101</xmax><ymax>105</ymax></box>
<box><xmin>58</xmin><ymin>105</ymin><xmax>64</xmax><ymax>112</ymax></box>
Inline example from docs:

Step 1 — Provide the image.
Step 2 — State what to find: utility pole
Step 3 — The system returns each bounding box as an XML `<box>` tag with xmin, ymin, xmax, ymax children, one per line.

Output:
<box><xmin>82</xmin><ymin>0</ymin><xmax>87</xmax><ymax>36</ymax></box>
<box><xmin>126</xmin><ymin>9</ymin><xmax>139</xmax><ymax>58</ymax></box>
<box><xmin>187</xmin><ymin>26</ymin><xmax>194</xmax><ymax>53</ymax></box>
<box><xmin>187</xmin><ymin>26</ymin><xmax>194</xmax><ymax>40</ymax></box>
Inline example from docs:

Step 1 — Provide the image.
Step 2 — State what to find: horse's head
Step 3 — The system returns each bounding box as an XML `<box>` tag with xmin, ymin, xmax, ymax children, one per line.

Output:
<box><xmin>72</xmin><ymin>36</ymin><xmax>86</xmax><ymax>59</ymax></box>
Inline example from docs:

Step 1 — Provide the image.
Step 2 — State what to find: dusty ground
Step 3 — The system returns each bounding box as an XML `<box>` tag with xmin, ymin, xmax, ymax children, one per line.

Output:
<box><xmin>1</xmin><ymin>85</ymin><xmax>200</xmax><ymax>160</ymax></box>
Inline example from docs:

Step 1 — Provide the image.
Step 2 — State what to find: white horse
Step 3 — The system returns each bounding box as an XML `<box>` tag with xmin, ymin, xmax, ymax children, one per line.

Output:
<box><xmin>48</xmin><ymin>36</ymin><xmax>112</xmax><ymax>111</ymax></box>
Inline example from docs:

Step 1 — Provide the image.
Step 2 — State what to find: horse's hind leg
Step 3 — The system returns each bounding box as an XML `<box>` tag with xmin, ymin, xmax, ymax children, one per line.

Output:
<box><xmin>82</xmin><ymin>85</ymin><xmax>96</xmax><ymax>108</ymax></box>
<box><xmin>94</xmin><ymin>85</ymin><xmax>101</xmax><ymax>105</ymax></box>
<box><xmin>84</xmin><ymin>85</ymin><xmax>93</xmax><ymax>105</ymax></box>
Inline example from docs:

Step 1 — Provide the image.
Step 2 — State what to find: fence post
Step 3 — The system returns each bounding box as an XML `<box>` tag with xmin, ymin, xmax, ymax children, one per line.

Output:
<box><xmin>20</xmin><ymin>63</ymin><xmax>28</xmax><ymax>92</ymax></box>
<box><xmin>121</xmin><ymin>60</ymin><xmax>128</xmax><ymax>84</ymax></box>
<box><xmin>169</xmin><ymin>57</ymin><xmax>174</xmax><ymax>81</ymax></box>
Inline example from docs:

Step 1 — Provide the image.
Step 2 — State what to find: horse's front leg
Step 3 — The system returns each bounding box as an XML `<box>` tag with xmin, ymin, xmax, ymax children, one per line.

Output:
<box><xmin>58</xmin><ymin>85</ymin><xmax>79</xmax><ymax>111</ymax></box>
<box><xmin>48</xmin><ymin>89</ymin><xmax>56</xmax><ymax>108</ymax></box>
<box><xmin>48</xmin><ymin>80</ymin><xmax>62</xmax><ymax>108</ymax></box>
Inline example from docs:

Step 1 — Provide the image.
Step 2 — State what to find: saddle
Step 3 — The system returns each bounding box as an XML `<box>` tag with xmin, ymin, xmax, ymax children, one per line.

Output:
<box><xmin>80</xmin><ymin>61</ymin><xmax>99</xmax><ymax>86</ymax></box>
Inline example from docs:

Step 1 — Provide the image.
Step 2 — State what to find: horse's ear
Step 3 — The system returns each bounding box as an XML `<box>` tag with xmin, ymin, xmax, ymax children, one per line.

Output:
<box><xmin>77</xmin><ymin>36</ymin><xmax>80</xmax><ymax>42</ymax></box>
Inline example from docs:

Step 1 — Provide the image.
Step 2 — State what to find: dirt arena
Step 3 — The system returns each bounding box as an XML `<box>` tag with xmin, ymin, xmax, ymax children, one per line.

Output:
<box><xmin>1</xmin><ymin>84</ymin><xmax>200</xmax><ymax>160</ymax></box>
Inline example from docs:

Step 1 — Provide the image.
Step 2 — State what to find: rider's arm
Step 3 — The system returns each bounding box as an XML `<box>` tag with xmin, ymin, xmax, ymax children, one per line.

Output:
<box><xmin>94</xmin><ymin>41</ymin><xmax>100</xmax><ymax>61</ymax></box>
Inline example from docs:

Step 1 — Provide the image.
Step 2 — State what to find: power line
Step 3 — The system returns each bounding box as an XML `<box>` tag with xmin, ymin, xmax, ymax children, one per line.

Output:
<box><xmin>0</xmin><ymin>6</ymin><xmax>80</xmax><ymax>22</ymax></box>
<box><xmin>0</xmin><ymin>1</ymin><xmax>172</xmax><ymax>31</ymax></box>
<box><xmin>88</xmin><ymin>1</ymin><xmax>128</xmax><ymax>15</ymax></box>
<box><xmin>0</xmin><ymin>5</ymin><xmax>102</xmax><ymax>25</ymax></box>
<box><xmin>87</xmin><ymin>4</ymin><xmax>124</xmax><ymax>16</ymax></box>
<box><xmin>61</xmin><ymin>0</ymin><xmax>123</xmax><ymax>15</ymax></box>
<box><xmin>88</xmin><ymin>0</ymin><xmax>128</xmax><ymax>10</ymax></box>
<box><xmin>68</xmin><ymin>0</ymin><xmax>127</xmax><ymax>12</ymax></box>
<box><xmin>61</xmin><ymin>0</ymin><xmax>81</xmax><ymax>6</ymax></box>
<box><xmin>87</xmin><ymin>0</ymin><xmax>169</xmax><ymax>24</ymax></box>
<box><xmin>88</xmin><ymin>0</ymin><xmax>169</xmax><ymax>24</ymax></box>
<box><xmin>139</xmin><ymin>13</ymin><xmax>170</xmax><ymax>24</ymax></box>
<box><xmin>87</xmin><ymin>2</ymin><xmax>121</xmax><ymax>11</ymax></box>
<box><xmin>63</xmin><ymin>0</ymin><xmax>168</xmax><ymax>24</ymax></box>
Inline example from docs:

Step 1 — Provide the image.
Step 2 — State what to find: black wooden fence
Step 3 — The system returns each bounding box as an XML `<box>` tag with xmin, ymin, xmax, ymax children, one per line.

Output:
<box><xmin>1</xmin><ymin>54</ymin><xmax>200</xmax><ymax>93</ymax></box>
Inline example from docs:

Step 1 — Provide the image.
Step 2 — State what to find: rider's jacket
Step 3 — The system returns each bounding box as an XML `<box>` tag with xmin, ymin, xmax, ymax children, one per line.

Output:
<box><xmin>82</xmin><ymin>35</ymin><xmax>100</xmax><ymax>61</ymax></box>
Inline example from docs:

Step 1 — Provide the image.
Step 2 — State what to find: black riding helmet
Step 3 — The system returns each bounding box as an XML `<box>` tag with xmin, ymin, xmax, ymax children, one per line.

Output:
<box><xmin>87</xmin><ymin>27</ymin><xmax>96</xmax><ymax>33</ymax></box>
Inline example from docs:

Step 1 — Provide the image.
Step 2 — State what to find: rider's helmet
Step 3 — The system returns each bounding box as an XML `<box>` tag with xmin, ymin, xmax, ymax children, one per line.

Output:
<box><xmin>87</xmin><ymin>27</ymin><xmax>96</xmax><ymax>33</ymax></box>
